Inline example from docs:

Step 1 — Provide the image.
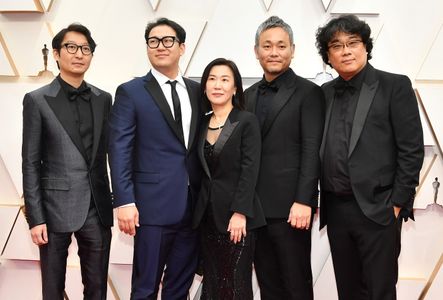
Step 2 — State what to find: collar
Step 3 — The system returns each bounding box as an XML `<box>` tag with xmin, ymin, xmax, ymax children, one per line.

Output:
<box><xmin>337</xmin><ymin>63</ymin><xmax>368</xmax><ymax>91</ymax></box>
<box><xmin>151</xmin><ymin>68</ymin><xmax>185</xmax><ymax>88</ymax></box>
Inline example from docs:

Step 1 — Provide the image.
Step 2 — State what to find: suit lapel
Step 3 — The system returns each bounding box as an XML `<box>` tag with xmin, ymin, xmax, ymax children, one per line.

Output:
<box><xmin>89</xmin><ymin>89</ymin><xmax>105</xmax><ymax>166</ymax></box>
<box><xmin>144</xmin><ymin>73</ymin><xmax>185</xmax><ymax>145</ymax></box>
<box><xmin>44</xmin><ymin>79</ymin><xmax>88</xmax><ymax>162</ymax></box>
<box><xmin>246</xmin><ymin>86</ymin><xmax>258</xmax><ymax>113</ymax></box>
<box><xmin>213</xmin><ymin>110</ymin><xmax>239</xmax><ymax>166</ymax></box>
<box><xmin>184</xmin><ymin>78</ymin><xmax>199</xmax><ymax>151</ymax></box>
<box><xmin>198</xmin><ymin>116</ymin><xmax>211</xmax><ymax>179</ymax></box>
<box><xmin>319</xmin><ymin>84</ymin><xmax>336</xmax><ymax>159</ymax></box>
<box><xmin>348</xmin><ymin>66</ymin><xmax>379</xmax><ymax>158</ymax></box>
<box><xmin>261</xmin><ymin>72</ymin><xmax>296</xmax><ymax>137</ymax></box>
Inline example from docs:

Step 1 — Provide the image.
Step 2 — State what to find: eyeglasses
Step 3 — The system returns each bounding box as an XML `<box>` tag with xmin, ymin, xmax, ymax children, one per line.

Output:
<box><xmin>147</xmin><ymin>36</ymin><xmax>179</xmax><ymax>49</ymax></box>
<box><xmin>63</xmin><ymin>43</ymin><xmax>93</xmax><ymax>55</ymax></box>
<box><xmin>328</xmin><ymin>40</ymin><xmax>362</xmax><ymax>52</ymax></box>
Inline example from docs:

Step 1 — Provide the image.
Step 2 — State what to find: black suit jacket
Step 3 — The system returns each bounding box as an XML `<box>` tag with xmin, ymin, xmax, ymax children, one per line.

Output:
<box><xmin>245</xmin><ymin>69</ymin><xmax>325</xmax><ymax>218</ymax></box>
<box><xmin>193</xmin><ymin>108</ymin><xmax>266</xmax><ymax>232</ymax></box>
<box><xmin>319</xmin><ymin>64</ymin><xmax>424</xmax><ymax>228</ymax></box>
<box><xmin>22</xmin><ymin>78</ymin><xmax>113</xmax><ymax>232</ymax></box>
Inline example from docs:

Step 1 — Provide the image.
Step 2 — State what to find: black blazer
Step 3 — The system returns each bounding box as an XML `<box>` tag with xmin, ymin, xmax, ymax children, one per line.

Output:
<box><xmin>245</xmin><ymin>69</ymin><xmax>325</xmax><ymax>218</ymax></box>
<box><xmin>193</xmin><ymin>108</ymin><xmax>266</xmax><ymax>233</ymax></box>
<box><xmin>319</xmin><ymin>64</ymin><xmax>424</xmax><ymax>228</ymax></box>
<box><xmin>22</xmin><ymin>79</ymin><xmax>113</xmax><ymax>232</ymax></box>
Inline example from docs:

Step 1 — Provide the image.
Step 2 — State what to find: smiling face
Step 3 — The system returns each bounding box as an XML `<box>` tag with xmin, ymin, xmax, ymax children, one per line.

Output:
<box><xmin>147</xmin><ymin>24</ymin><xmax>184</xmax><ymax>78</ymax></box>
<box><xmin>255</xmin><ymin>27</ymin><xmax>294</xmax><ymax>82</ymax></box>
<box><xmin>53</xmin><ymin>31</ymin><xmax>92</xmax><ymax>81</ymax></box>
<box><xmin>205</xmin><ymin>65</ymin><xmax>236</xmax><ymax>110</ymax></box>
<box><xmin>327</xmin><ymin>31</ymin><xmax>368</xmax><ymax>81</ymax></box>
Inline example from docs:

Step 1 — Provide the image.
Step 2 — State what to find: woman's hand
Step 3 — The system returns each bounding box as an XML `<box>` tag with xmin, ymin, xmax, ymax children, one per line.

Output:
<box><xmin>227</xmin><ymin>212</ymin><xmax>247</xmax><ymax>244</ymax></box>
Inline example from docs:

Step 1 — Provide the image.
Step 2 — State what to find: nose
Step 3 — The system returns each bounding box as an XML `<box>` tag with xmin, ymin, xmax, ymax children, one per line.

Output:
<box><xmin>213</xmin><ymin>80</ymin><xmax>222</xmax><ymax>88</ymax></box>
<box><xmin>270</xmin><ymin>45</ymin><xmax>279</xmax><ymax>56</ymax></box>
<box><xmin>75</xmin><ymin>48</ymin><xmax>84</xmax><ymax>58</ymax></box>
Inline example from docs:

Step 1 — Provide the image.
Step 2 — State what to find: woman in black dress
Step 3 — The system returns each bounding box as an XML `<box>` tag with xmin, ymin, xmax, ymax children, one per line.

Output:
<box><xmin>193</xmin><ymin>58</ymin><xmax>266</xmax><ymax>299</ymax></box>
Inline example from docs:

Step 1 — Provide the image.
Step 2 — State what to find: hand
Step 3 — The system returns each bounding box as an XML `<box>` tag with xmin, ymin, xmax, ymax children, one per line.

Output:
<box><xmin>393</xmin><ymin>206</ymin><xmax>401</xmax><ymax>218</ymax></box>
<box><xmin>30</xmin><ymin>224</ymin><xmax>48</xmax><ymax>245</ymax></box>
<box><xmin>227</xmin><ymin>212</ymin><xmax>247</xmax><ymax>244</ymax></box>
<box><xmin>288</xmin><ymin>202</ymin><xmax>312</xmax><ymax>230</ymax></box>
<box><xmin>117</xmin><ymin>206</ymin><xmax>139</xmax><ymax>236</ymax></box>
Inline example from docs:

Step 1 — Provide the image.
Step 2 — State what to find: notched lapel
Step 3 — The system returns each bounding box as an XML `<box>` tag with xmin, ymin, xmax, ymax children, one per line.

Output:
<box><xmin>213</xmin><ymin>118</ymin><xmax>239</xmax><ymax>164</ymax></box>
<box><xmin>320</xmin><ymin>85</ymin><xmax>336</xmax><ymax>159</ymax></box>
<box><xmin>144</xmin><ymin>75</ymin><xmax>185</xmax><ymax>145</ymax></box>
<box><xmin>246</xmin><ymin>86</ymin><xmax>258</xmax><ymax>113</ymax></box>
<box><xmin>198</xmin><ymin>117</ymin><xmax>211</xmax><ymax>179</ymax></box>
<box><xmin>348</xmin><ymin>80</ymin><xmax>379</xmax><ymax>157</ymax></box>
<box><xmin>261</xmin><ymin>82</ymin><xmax>295</xmax><ymax>137</ymax></box>
<box><xmin>44</xmin><ymin>84</ymin><xmax>88</xmax><ymax>163</ymax></box>
<box><xmin>185</xmin><ymin>79</ymin><xmax>199</xmax><ymax>151</ymax></box>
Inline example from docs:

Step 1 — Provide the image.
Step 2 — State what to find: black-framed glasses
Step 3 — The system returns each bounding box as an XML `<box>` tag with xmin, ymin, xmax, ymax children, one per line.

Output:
<box><xmin>147</xmin><ymin>36</ymin><xmax>179</xmax><ymax>49</ymax></box>
<box><xmin>63</xmin><ymin>43</ymin><xmax>93</xmax><ymax>55</ymax></box>
<box><xmin>328</xmin><ymin>39</ymin><xmax>362</xmax><ymax>52</ymax></box>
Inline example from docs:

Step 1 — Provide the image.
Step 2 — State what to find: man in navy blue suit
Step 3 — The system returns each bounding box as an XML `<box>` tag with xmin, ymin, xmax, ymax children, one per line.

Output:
<box><xmin>108</xmin><ymin>18</ymin><xmax>201</xmax><ymax>299</ymax></box>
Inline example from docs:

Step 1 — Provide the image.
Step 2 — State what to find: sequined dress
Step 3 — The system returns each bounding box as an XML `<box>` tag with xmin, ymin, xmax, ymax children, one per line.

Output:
<box><xmin>200</xmin><ymin>140</ymin><xmax>256</xmax><ymax>300</ymax></box>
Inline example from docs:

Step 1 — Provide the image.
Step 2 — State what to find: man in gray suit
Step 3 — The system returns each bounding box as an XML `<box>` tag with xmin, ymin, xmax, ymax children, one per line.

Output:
<box><xmin>22</xmin><ymin>23</ymin><xmax>113</xmax><ymax>300</ymax></box>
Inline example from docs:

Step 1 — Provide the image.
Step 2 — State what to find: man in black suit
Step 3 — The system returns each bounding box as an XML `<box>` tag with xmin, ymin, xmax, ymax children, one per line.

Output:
<box><xmin>315</xmin><ymin>15</ymin><xmax>424</xmax><ymax>300</ymax></box>
<box><xmin>245</xmin><ymin>16</ymin><xmax>325</xmax><ymax>299</ymax></box>
<box><xmin>22</xmin><ymin>24</ymin><xmax>113</xmax><ymax>300</ymax></box>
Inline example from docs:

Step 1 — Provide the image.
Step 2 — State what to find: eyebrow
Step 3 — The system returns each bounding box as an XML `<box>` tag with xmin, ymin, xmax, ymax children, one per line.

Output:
<box><xmin>329</xmin><ymin>35</ymin><xmax>360</xmax><ymax>43</ymax></box>
<box><xmin>64</xmin><ymin>40</ymin><xmax>89</xmax><ymax>45</ymax></box>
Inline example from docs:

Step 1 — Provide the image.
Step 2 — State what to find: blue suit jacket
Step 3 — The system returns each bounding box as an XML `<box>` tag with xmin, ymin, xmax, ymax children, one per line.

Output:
<box><xmin>108</xmin><ymin>71</ymin><xmax>201</xmax><ymax>225</ymax></box>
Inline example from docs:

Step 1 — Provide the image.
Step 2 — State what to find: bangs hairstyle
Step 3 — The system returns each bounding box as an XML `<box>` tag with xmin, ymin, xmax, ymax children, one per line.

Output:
<box><xmin>315</xmin><ymin>14</ymin><xmax>373</xmax><ymax>67</ymax></box>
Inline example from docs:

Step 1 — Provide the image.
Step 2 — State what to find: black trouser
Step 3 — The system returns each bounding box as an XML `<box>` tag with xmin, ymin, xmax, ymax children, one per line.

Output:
<box><xmin>254</xmin><ymin>219</ymin><xmax>313</xmax><ymax>300</ymax></box>
<box><xmin>39</xmin><ymin>214</ymin><xmax>111</xmax><ymax>300</ymax></box>
<box><xmin>325</xmin><ymin>192</ymin><xmax>402</xmax><ymax>300</ymax></box>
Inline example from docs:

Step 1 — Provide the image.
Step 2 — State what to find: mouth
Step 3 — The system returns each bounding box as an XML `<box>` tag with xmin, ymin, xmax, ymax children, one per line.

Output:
<box><xmin>211</xmin><ymin>93</ymin><xmax>224</xmax><ymax>97</ymax></box>
<box><xmin>342</xmin><ymin>59</ymin><xmax>354</xmax><ymax>64</ymax></box>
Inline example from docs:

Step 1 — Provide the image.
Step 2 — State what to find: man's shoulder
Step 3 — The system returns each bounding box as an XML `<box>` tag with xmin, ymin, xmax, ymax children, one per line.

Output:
<box><xmin>373</xmin><ymin>67</ymin><xmax>410</xmax><ymax>84</ymax></box>
<box><xmin>25</xmin><ymin>80</ymin><xmax>57</xmax><ymax>101</ymax></box>
<box><xmin>86</xmin><ymin>82</ymin><xmax>112</xmax><ymax>98</ymax></box>
<box><xmin>183</xmin><ymin>77</ymin><xmax>200</xmax><ymax>88</ymax></box>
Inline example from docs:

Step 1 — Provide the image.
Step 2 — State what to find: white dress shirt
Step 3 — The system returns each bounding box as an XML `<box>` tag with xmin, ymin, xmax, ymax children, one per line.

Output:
<box><xmin>151</xmin><ymin>68</ymin><xmax>192</xmax><ymax>149</ymax></box>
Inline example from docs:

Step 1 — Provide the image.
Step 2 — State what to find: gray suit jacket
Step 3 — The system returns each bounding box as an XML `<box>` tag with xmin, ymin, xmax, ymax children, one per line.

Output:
<box><xmin>22</xmin><ymin>78</ymin><xmax>113</xmax><ymax>232</ymax></box>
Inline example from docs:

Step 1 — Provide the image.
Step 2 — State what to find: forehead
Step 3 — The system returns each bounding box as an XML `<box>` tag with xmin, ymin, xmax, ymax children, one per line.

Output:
<box><xmin>209</xmin><ymin>65</ymin><xmax>234</xmax><ymax>77</ymax></box>
<box><xmin>259</xmin><ymin>27</ymin><xmax>291</xmax><ymax>43</ymax></box>
<box><xmin>62</xmin><ymin>31</ymin><xmax>88</xmax><ymax>44</ymax></box>
<box><xmin>330</xmin><ymin>31</ymin><xmax>361</xmax><ymax>42</ymax></box>
<box><xmin>149</xmin><ymin>25</ymin><xmax>176</xmax><ymax>37</ymax></box>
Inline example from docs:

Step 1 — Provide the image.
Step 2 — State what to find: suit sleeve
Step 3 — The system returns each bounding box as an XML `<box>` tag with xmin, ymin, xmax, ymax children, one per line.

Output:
<box><xmin>22</xmin><ymin>93</ymin><xmax>46</xmax><ymax>228</ymax></box>
<box><xmin>389</xmin><ymin>76</ymin><xmax>424</xmax><ymax>214</ymax></box>
<box><xmin>294</xmin><ymin>85</ymin><xmax>325</xmax><ymax>207</ymax></box>
<box><xmin>108</xmin><ymin>85</ymin><xmax>137</xmax><ymax>207</ymax></box>
<box><xmin>230</xmin><ymin>114</ymin><xmax>261</xmax><ymax>217</ymax></box>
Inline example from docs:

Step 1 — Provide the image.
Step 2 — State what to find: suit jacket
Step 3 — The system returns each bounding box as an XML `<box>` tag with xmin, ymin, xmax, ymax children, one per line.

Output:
<box><xmin>108</xmin><ymin>71</ymin><xmax>201</xmax><ymax>225</ymax></box>
<box><xmin>22</xmin><ymin>78</ymin><xmax>113</xmax><ymax>232</ymax></box>
<box><xmin>319</xmin><ymin>63</ymin><xmax>424</xmax><ymax>228</ymax></box>
<box><xmin>245</xmin><ymin>69</ymin><xmax>325</xmax><ymax>218</ymax></box>
<box><xmin>193</xmin><ymin>108</ymin><xmax>266</xmax><ymax>232</ymax></box>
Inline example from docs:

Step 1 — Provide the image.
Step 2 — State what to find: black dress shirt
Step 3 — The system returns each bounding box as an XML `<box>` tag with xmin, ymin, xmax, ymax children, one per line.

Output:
<box><xmin>57</xmin><ymin>75</ymin><xmax>94</xmax><ymax>164</ymax></box>
<box><xmin>323</xmin><ymin>65</ymin><xmax>368</xmax><ymax>194</ymax></box>
<box><xmin>255</xmin><ymin>69</ymin><xmax>291</xmax><ymax>127</ymax></box>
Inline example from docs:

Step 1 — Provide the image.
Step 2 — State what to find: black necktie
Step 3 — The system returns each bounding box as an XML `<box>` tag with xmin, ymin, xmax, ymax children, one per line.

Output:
<box><xmin>68</xmin><ymin>85</ymin><xmax>91</xmax><ymax>102</ymax></box>
<box><xmin>166</xmin><ymin>80</ymin><xmax>184</xmax><ymax>138</ymax></box>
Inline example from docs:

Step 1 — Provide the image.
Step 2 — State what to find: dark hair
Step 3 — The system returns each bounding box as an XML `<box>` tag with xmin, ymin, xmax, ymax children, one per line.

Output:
<box><xmin>200</xmin><ymin>58</ymin><xmax>245</xmax><ymax>112</ymax></box>
<box><xmin>315</xmin><ymin>14</ymin><xmax>373</xmax><ymax>67</ymax></box>
<box><xmin>145</xmin><ymin>18</ymin><xmax>186</xmax><ymax>44</ymax></box>
<box><xmin>52</xmin><ymin>23</ymin><xmax>96</xmax><ymax>53</ymax></box>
